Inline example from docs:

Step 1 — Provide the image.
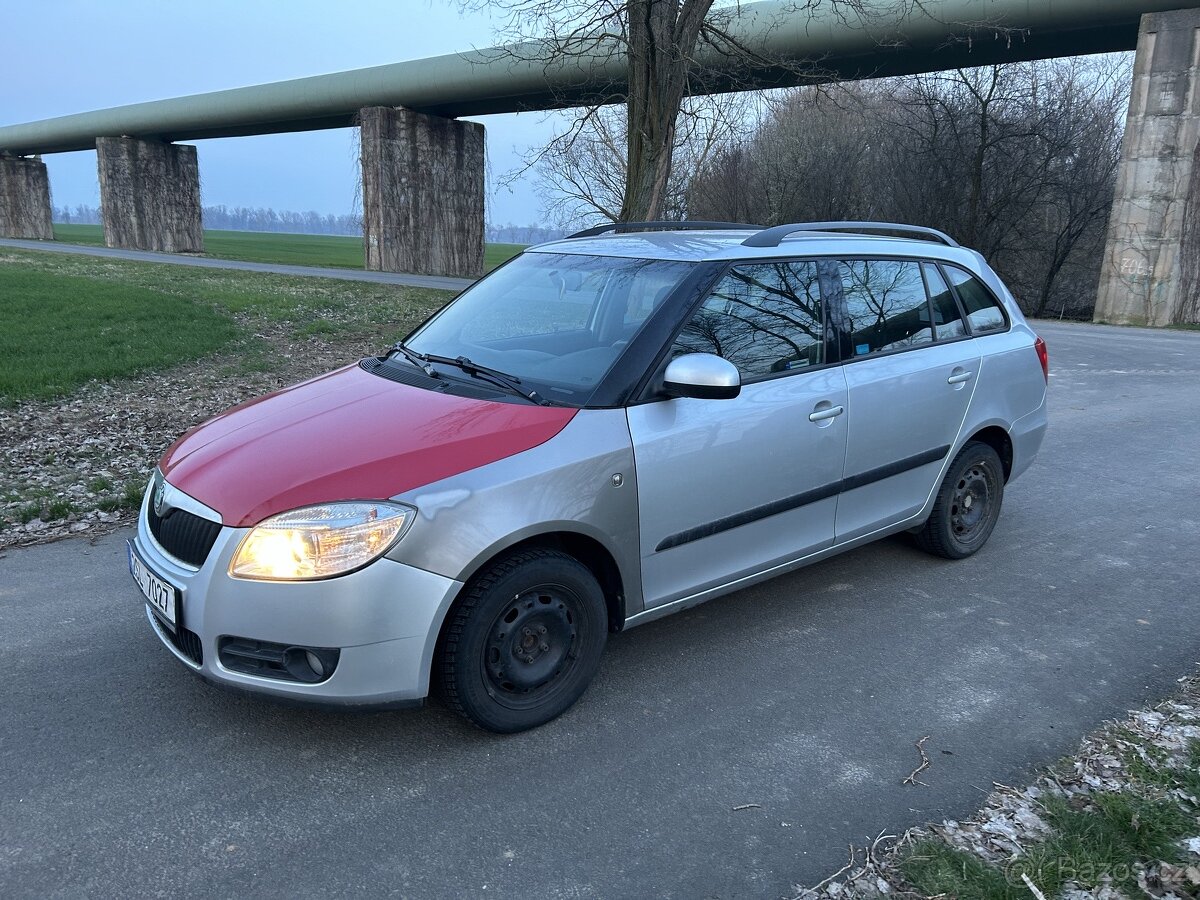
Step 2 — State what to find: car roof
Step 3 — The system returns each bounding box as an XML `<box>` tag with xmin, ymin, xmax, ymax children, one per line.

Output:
<box><xmin>528</xmin><ymin>229</ymin><xmax>984</xmax><ymax>269</ymax></box>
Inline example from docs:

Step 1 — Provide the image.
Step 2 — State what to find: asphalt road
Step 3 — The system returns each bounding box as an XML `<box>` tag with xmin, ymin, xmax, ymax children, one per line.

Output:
<box><xmin>2</xmin><ymin>321</ymin><xmax>1198</xmax><ymax>899</ymax></box>
<box><xmin>0</xmin><ymin>237</ymin><xmax>474</xmax><ymax>292</ymax></box>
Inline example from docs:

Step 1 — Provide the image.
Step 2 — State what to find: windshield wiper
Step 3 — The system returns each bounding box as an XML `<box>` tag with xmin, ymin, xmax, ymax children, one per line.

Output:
<box><xmin>421</xmin><ymin>353</ymin><xmax>554</xmax><ymax>406</ymax></box>
<box><xmin>388</xmin><ymin>342</ymin><xmax>439</xmax><ymax>378</ymax></box>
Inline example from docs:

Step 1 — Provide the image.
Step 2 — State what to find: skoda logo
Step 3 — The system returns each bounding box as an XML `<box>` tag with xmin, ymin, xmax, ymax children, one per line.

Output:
<box><xmin>153</xmin><ymin>481</ymin><xmax>167</xmax><ymax>516</ymax></box>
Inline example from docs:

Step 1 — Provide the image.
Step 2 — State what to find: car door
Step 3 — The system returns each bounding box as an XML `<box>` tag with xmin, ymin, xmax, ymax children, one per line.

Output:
<box><xmin>626</xmin><ymin>260</ymin><xmax>849</xmax><ymax>609</ymax></box>
<box><xmin>830</xmin><ymin>258</ymin><xmax>981</xmax><ymax>542</ymax></box>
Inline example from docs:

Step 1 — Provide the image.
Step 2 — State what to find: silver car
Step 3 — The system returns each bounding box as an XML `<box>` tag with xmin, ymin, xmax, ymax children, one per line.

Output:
<box><xmin>130</xmin><ymin>221</ymin><xmax>1048</xmax><ymax>732</ymax></box>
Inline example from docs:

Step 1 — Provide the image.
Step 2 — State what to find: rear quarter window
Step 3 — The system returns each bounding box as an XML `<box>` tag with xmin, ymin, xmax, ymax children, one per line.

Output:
<box><xmin>943</xmin><ymin>266</ymin><xmax>1008</xmax><ymax>334</ymax></box>
<box><xmin>922</xmin><ymin>263</ymin><xmax>967</xmax><ymax>340</ymax></box>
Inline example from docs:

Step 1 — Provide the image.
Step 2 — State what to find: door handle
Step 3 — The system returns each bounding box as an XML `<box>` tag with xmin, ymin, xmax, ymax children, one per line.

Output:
<box><xmin>947</xmin><ymin>370</ymin><xmax>973</xmax><ymax>385</ymax></box>
<box><xmin>808</xmin><ymin>405</ymin><xmax>844</xmax><ymax>422</ymax></box>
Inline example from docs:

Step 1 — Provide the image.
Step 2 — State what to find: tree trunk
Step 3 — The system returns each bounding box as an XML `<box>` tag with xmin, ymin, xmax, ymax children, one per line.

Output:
<box><xmin>965</xmin><ymin>74</ymin><xmax>995</xmax><ymax>250</ymax></box>
<box><xmin>620</xmin><ymin>0</ymin><xmax>712</xmax><ymax>221</ymax></box>
<box><xmin>1034</xmin><ymin>247</ymin><xmax>1067</xmax><ymax>318</ymax></box>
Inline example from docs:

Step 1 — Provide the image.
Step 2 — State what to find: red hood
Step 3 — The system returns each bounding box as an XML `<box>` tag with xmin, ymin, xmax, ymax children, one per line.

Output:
<box><xmin>160</xmin><ymin>364</ymin><xmax>576</xmax><ymax>527</ymax></box>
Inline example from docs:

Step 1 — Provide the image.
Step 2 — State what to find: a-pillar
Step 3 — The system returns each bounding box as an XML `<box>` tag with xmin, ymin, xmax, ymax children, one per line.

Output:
<box><xmin>360</xmin><ymin>106</ymin><xmax>485</xmax><ymax>279</ymax></box>
<box><xmin>96</xmin><ymin>137</ymin><xmax>203</xmax><ymax>253</ymax></box>
<box><xmin>0</xmin><ymin>156</ymin><xmax>53</xmax><ymax>240</ymax></box>
<box><xmin>1095</xmin><ymin>9</ymin><xmax>1200</xmax><ymax>326</ymax></box>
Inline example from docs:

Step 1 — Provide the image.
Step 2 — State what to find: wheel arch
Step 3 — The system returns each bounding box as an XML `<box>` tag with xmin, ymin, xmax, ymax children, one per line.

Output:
<box><xmin>448</xmin><ymin>526</ymin><xmax>629</xmax><ymax>635</ymax></box>
<box><xmin>963</xmin><ymin>424</ymin><xmax>1014</xmax><ymax>481</ymax></box>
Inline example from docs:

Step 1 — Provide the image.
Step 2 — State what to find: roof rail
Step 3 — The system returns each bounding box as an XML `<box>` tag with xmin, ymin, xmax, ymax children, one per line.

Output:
<box><xmin>742</xmin><ymin>221</ymin><xmax>960</xmax><ymax>248</ymax></box>
<box><xmin>566</xmin><ymin>220</ymin><xmax>764</xmax><ymax>239</ymax></box>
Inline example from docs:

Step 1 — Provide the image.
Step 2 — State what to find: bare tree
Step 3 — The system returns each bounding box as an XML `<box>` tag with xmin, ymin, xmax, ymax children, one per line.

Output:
<box><xmin>1022</xmin><ymin>61</ymin><xmax>1128</xmax><ymax>316</ymax></box>
<box><xmin>688</xmin><ymin>55</ymin><xmax>1131</xmax><ymax>318</ymax></box>
<box><xmin>463</xmin><ymin>0</ymin><xmax>914</xmax><ymax>222</ymax></box>
<box><xmin>622</xmin><ymin>0</ymin><xmax>713</xmax><ymax>219</ymax></box>
<box><xmin>536</xmin><ymin>92</ymin><xmax>757</xmax><ymax>228</ymax></box>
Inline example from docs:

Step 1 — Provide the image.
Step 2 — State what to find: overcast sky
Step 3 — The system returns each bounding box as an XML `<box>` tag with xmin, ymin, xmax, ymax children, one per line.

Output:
<box><xmin>2</xmin><ymin>0</ymin><xmax>571</xmax><ymax>224</ymax></box>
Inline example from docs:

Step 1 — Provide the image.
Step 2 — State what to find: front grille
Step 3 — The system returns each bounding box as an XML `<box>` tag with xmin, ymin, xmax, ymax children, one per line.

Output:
<box><xmin>170</xmin><ymin>625</ymin><xmax>204</xmax><ymax>667</ymax></box>
<box><xmin>147</xmin><ymin>503</ymin><xmax>221</xmax><ymax>568</ymax></box>
<box><xmin>149</xmin><ymin>610</ymin><xmax>204</xmax><ymax>667</ymax></box>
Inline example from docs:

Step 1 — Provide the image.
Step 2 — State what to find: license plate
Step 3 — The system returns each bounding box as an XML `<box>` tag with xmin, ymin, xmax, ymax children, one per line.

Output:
<box><xmin>128</xmin><ymin>541</ymin><xmax>178</xmax><ymax>627</ymax></box>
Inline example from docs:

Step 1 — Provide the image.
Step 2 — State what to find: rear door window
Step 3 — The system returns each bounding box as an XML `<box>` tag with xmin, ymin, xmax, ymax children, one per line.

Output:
<box><xmin>834</xmin><ymin>260</ymin><xmax>933</xmax><ymax>357</ymax></box>
<box><xmin>943</xmin><ymin>266</ymin><xmax>1008</xmax><ymax>334</ymax></box>
<box><xmin>671</xmin><ymin>261</ymin><xmax>824</xmax><ymax>379</ymax></box>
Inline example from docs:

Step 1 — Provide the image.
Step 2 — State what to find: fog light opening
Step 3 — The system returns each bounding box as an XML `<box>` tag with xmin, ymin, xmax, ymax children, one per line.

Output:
<box><xmin>281</xmin><ymin>646</ymin><xmax>337</xmax><ymax>683</ymax></box>
<box><xmin>304</xmin><ymin>650</ymin><xmax>326</xmax><ymax>678</ymax></box>
<box><xmin>219</xmin><ymin>637</ymin><xmax>341</xmax><ymax>684</ymax></box>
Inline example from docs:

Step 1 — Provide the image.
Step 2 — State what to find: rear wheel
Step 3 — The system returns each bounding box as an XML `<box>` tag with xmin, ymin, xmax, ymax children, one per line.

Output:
<box><xmin>916</xmin><ymin>441</ymin><xmax>1005</xmax><ymax>559</ymax></box>
<box><xmin>437</xmin><ymin>548</ymin><xmax>607</xmax><ymax>733</ymax></box>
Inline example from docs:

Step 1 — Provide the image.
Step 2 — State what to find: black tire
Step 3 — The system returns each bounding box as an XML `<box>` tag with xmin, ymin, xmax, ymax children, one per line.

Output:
<box><xmin>436</xmin><ymin>548</ymin><xmax>608</xmax><ymax>733</ymax></box>
<box><xmin>916</xmin><ymin>441</ymin><xmax>1005</xmax><ymax>560</ymax></box>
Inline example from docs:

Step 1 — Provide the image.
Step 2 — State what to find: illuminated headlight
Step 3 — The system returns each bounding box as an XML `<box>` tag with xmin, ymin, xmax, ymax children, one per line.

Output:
<box><xmin>229</xmin><ymin>502</ymin><xmax>413</xmax><ymax>581</ymax></box>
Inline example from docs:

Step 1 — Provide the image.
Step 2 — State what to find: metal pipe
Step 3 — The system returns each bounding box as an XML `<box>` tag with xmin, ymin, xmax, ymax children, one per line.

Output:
<box><xmin>1</xmin><ymin>0</ymin><xmax>1194</xmax><ymax>155</ymax></box>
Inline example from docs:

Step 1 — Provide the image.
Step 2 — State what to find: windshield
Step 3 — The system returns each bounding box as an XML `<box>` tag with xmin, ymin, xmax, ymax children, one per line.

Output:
<box><xmin>404</xmin><ymin>251</ymin><xmax>694</xmax><ymax>405</ymax></box>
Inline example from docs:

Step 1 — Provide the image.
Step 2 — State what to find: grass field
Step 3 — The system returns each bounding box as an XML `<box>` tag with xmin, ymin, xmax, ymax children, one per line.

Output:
<box><xmin>51</xmin><ymin>223</ymin><xmax>523</xmax><ymax>272</ymax></box>
<box><xmin>0</xmin><ymin>249</ymin><xmax>451</xmax><ymax>403</ymax></box>
<box><xmin>0</xmin><ymin>267</ymin><xmax>242</xmax><ymax>401</ymax></box>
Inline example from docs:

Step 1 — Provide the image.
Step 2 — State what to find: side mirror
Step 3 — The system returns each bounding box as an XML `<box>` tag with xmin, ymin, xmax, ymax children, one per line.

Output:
<box><xmin>662</xmin><ymin>353</ymin><xmax>741</xmax><ymax>400</ymax></box>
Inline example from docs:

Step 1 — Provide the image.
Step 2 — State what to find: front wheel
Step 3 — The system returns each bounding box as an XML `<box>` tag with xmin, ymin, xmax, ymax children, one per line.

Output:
<box><xmin>436</xmin><ymin>548</ymin><xmax>608</xmax><ymax>733</ymax></box>
<box><xmin>916</xmin><ymin>441</ymin><xmax>1005</xmax><ymax>559</ymax></box>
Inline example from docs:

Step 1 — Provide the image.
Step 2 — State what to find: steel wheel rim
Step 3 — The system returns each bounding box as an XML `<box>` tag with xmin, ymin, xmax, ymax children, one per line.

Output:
<box><xmin>950</xmin><ymin>463</ymin><xmax>994</xmax><ymax>545</ymax></box>
<box><xmin>482</xmin><ymin>583</ymin><xmax>581</xmax><ymax>710</ymax></box>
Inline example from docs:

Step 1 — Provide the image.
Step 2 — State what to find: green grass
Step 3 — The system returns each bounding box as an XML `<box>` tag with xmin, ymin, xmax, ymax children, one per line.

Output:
<box><xmin>45</xmin><ymin>499</ymin><xmax>73</xmax><ymax>520</ymax></box>
<box><xmin>0</xmin><ymin>249</ymin><xmax>452</xmax><ymax>403</ymax></box>
<box><xmin>14</xmin><ymin>482</ymin><xmax>142</xmax><ymax>522</ymax></box>
<box><xmin>900</xmin><ymin>740</ymin><xmax>1200</xmax><ymax>900</ymax></box>
<box><xmin>487</xmin><ymin>244</ymin><xmax>524</xmax><ymax>270</ymax></box>
<box><xmin>1121</xmin><ymin>735</ymin><xmax>1200</xmax><ymax>798</ymax></box>
<box><xmin>95</xmin><ymin>484</ymin><xmax>141</xmax><ymax>512</ymax></box>
<box><xmin>905</xmin><ymin>792</ymin><xmax>1195</xmax><ymax>898</ymax></box>
<box><xmin>49</xmin><ymin>223</ymin><xmax>105</xmax><ymax>247</ymax></box>
<box><xmin>0</xmin><ymin>265</ymin><xmax>241</xmax><ymax>401</ymax></box>
<box><xmin>51</xmin><ymin>223</ymin><xmax>523</xmax><ymax>272</ymax></box>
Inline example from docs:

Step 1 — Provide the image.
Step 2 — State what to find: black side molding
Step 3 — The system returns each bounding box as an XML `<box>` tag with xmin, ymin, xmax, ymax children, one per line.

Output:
<box><xmin>655</xmin><ymin>482</ymin><xmax>841</xmax><ymax>552</ymax></box>
<box><xmin>654</xmin><ymin>444</ymin><xmax>952</xmax><ymax>552</ymax></box>
<box><xmin>840</xmin><ymin>445</ymin><xmax>951</xmax><ymax>492</ymax></box>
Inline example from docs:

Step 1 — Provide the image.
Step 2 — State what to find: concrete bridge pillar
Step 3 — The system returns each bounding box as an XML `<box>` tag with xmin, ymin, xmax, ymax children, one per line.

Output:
<box><xmin>359</xmin><ymin>106</ymin><xmax>484</xmax><ymax>279</ymax></box>
<box><xmin>1096</xmin><ymin>9</ymin><xmax>1200</xmax><ymax>326</ymax></box>
<box><xmin>96</xmin><ymin>137</ymin><xmax>203</xmax><ymax>253</ymax></box>
<box><xmin>0</xmin><ymin>156</ymin><xmax>53</xmax><ymax>240</ymax></box>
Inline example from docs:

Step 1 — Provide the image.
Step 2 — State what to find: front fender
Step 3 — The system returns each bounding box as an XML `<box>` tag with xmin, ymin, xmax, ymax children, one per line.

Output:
<box><xmin>385</xmin><ymin>408</ymin><xmax>644</xmax><ymax>615</ymax></box>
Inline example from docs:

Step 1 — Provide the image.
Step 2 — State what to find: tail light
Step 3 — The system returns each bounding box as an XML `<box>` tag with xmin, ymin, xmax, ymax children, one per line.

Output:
<box><xmin>1034</xmin><ymin>336</ymin><xmax>1049</xmax><ymax>382</ymax></box>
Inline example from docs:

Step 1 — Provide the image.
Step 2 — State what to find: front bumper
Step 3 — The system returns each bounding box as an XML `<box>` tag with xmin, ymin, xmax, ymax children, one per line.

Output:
<box><xmin>131</xmin><ymin>486</ymin><xmax>464</xmax><ymax>706</ymax></box>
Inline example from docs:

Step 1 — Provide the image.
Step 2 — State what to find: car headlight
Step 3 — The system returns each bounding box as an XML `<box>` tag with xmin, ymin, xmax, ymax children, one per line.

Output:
<box><xmin>229</xmin><ymin>502</ymin><xmax>414</xmax><ymax>581</ymax></box>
